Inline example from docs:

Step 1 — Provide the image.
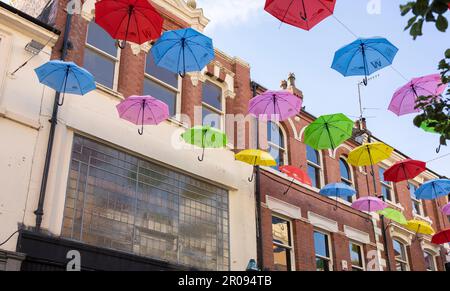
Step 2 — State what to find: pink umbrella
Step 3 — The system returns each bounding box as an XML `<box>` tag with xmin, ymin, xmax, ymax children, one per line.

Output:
<box><xmin>442</xmin><ymin>203</ymin><xmax>450</xmax><ymax>216</ymax></box>
<box><xmin>116</xmin><ymin>95</ymin><xmax>169</xmax><ymax>135</ymax></box>
<box><xmin>351</xmin><ymin>197</ymin><xmax>388</xmax><ymax>212</ymax></box>
<box><xmin>388</xmin><ymin>74</ymin><xmax>447</xmax><ymax>116</ymax></box>
<box><xmin>248</xmin><ymin>90</ymin><xmax>302</xmax><ymax>121</ymax></box>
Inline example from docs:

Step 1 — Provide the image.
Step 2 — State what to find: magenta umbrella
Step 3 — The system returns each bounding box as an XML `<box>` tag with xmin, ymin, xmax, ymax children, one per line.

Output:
<box><xmin>116</xmin><ymin>95</ymin><xmax>169</xmax><ymax>135</ymax></box>
<box><xmin>442</xmin><ymin>203</ymin><xmax>450</xmax><ymax>216</ymax></box>
<box><xmin>388</xmin><ymin>74</ymin><xmax>447</xmax><ymax>116</ymax></box>
<box><xmin>248</xmin><ymin>90</ymin><xmax>302</xmax><ymax>121</ymax></box>
<box><xmin>351</xmin><ymin>197</ymin><xmax>388</xmax><ymax>212</ymax></box>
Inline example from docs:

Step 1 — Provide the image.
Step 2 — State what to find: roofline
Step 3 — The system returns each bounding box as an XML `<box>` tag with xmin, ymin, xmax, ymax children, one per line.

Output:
<box><xmin>0</xmin><ymin>1</ymin><xmax>60</xmax><ymax>35</ymax></box>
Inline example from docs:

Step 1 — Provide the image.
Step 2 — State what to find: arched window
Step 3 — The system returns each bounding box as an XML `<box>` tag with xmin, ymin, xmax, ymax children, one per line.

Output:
<box><xmin>202</xmin><ymin>81</ymin><xmax>224</xmax><ymax>130</ymax></box>
<box><xmin>307</xmin><ymin>145</ymin><xmax>322</xmax><ymax>188</ymax></box>
<box><xmin>267</xmin><ymin>122</ymin><xmax>287</xmax><ymax>167</ymax></box>
<box><xmin>424</xmin><ymin>251</ymin><xmax>437</xmax><ymax>271</ymax></box>
<box><xmin>393</xmin><ymin>239</ymin><xmax>409</xmax><ymax>271</ymax></box>
<box><xmin>339</xmin><ymin>158</ymin><xmax>354</xmax><ymax>202</ymax></box>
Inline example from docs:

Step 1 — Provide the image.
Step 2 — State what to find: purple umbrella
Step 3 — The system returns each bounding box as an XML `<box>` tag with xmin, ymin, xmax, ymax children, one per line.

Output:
<box><xmin>351</xmin><ymin>196</ymin><xmax>388</xmax><ymax>212</ymax></box>
<box><xmin>388</xmin><ymin>74</ymin><xmax>447</xmax><ymax>116</ymax></box>
<box><xmin>116</xmin><ymin>95</ymin><xmax>169</xmax><ymax>135</ymax></box>
<box><xmin>442</xmin><ymin>203</ymin><xmax>450</xmax><ymax>216</ymax></box>
<box><xmin>248</xmin><ymin>90</ymin><xmax>302</xmax><ymax>121</ymax></box>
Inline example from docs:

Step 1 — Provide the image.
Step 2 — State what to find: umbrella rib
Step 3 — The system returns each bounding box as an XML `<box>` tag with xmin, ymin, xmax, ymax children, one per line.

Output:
<box><xmin>364</xmin><ymin>43</ymin><xmax>396</xmax><ymax>65</ymax></box>
<box><xmin>133</xmin><ymin>8</ymin><xmax>161</xmax><ymax>39</ymax></box>
<box><xmin>112</xmin><ymin>10</ymin><xmax>130</xmax><ymax>40</ymax></box>
<box><xmin>153</xmin><ymin>41</ymin><xmax>183</xmax><ymax>66</ymax></box>
<box><xmin>185</xmin><ymin>41</ymin><xmax>202</xmax><ymax>71</ymax></box>
<box><xmin>343</xmin><ymin>47</ymin><xmax>363</xmax><ymax>76</ymax></box>
<box><xmin>132</xmin><ymin>9</ymin><xmax>141</xmax><ymax>45</ymax></box>
<box><xmin>38</xmin><ymin>66</ymin><xmax>66</xmax><ymax>83</ymax></box>
<box><xmin>94</xmin><ymin>7</ymin><xmax>129</xmax><ymax>24</ymax></box>
<box><xmin>275</xmin><ymin>95</ymin><xmax>300</xmax><ymax>111</ymax></box>
<box><xmin>70</xmin><ymin>68</ymin><xmax>85</xmax><ymax>95</ymax></box>
<box><xmin>248</xmin><ymin>95</ymin><xmax>273</xmax><ymax>113</ymax></box>
<box><xmin>118</xmin><ymin>100</ymin><xmax>142</xmax><ymax>119</ymax></box>
<box><xmin>145</xmin><ymin>102</ymin><xmax>158</xmax><ymax>124</ymax></box>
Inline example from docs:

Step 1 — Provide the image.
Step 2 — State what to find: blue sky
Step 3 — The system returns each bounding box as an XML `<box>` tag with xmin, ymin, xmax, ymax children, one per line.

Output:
<box><xmin>198</xmin><ymin>0</ymin><xmax>449</xmax><ymax>177</ymax></box>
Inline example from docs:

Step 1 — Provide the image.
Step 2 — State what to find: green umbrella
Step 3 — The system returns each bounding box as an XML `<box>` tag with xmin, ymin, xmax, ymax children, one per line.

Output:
<box><xmin>420</xmin><ymin>120</ymin><xmax>438</xmax><ymax>134</ymax></box>
<box><xmin>377</xmin><ymin>208</ymin><xmax>407</xmax><ymax>225</ymax></box>
<box><xmin>304</xmin><ymin>113</ymin><xmax>354</xmax><ymax>150</ymax></box>
<box><xmin>181</xmin><ymin>126</ymin><xmax>228</xmax><ymax>161</ymax></box>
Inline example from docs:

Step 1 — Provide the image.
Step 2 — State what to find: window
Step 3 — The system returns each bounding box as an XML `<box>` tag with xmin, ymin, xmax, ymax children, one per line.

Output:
<box><xmin>84</xmin><ymin>22</ymin><xmax>119</xmax><ymax>89</ymax></box>
<box><xmin>202</xmin><ymin>81</ymin><xmax>223</xmax><ymax>129</ymax></box>
<box><xmin>272</xmin><ymin>216</ymin><xmax>293</xmax><ymax>271</ymax></box>
<box><xmin>314</xmin><ymin>231</ymin><xmax>331</xmax><ymax>271</ymax></box>
<box><xmin>62</xmin><ymin>135</ymin><xmax>230</xmax><ymax>271</ymax></box>
<box><xmin>424</xmin><ymin>251</ymin><xmax>437</xmax><ymax>271</ymax></box>
<box><xmin>349</xmin><ymin>242</ymin><xmax>365</xmax><ymax>271</ymax></box>
<box><xmin>340</xmin><ymin>158</ymin><xmax>354</xmax><ymax>202</ymax></box>
<box><xmin>267</xmin><ymin>122</ymin><xmax>286</xmax><ymax>167</ymax></box>
<box><xmin>409</xmin><ymin>183</ymin><xmax>424</xmax><ymax>217</ymax></box>
<box><xmin>393</xmin><ymin>240</ymin><xmax>409</xmax><ymax>271</ymax></box>
<box><xmin>379</xmin><ymin>167</ymin><xmax>394</xmax><ymax>202</ymax></box>
<box><xmin>144</xmin><ymin>54</ymin><xmax>180</xmax><ymax>116</ymax></box>
<box><xmin>307</xmin><ymin>146</ymin><xmax>322</xmax><ymax>188</ymax></box>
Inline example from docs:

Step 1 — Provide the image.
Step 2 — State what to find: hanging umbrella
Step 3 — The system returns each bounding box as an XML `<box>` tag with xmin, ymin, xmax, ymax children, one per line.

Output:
<box><xmin>116</xmin><ymin>95</ymin><xmax>169</xmax><ymax>135</ymax></box>
<box><xmin>331</xmin><ymin>37</ymin><xmax>398</xmax><ymax>85</ymax></box>
<box><xmin>151</xmin><ymin>28</ymin><xmax>215</xmax><ymax>77</ymax></box>
<box><xmin>442</xmin><ymin>203</ymin><xmax>450</xmax><ymax>216</ymax></box>
<box><xmin>279</xmin><ymin>165</ymin><xmax>312</xmax><ymax>195</ymax></box>
<box><xmin>405</xmin><ymin>220</ymin><xmax>435</xmax><ymax>236</ymax></box>
<box><xmin>348</xmin><ymin>142</ymin><xmax>393</xmax><ymax>172</ymax></box>
<box><xmin>35</xmin><ymin>60</ymin><xmax>96</xmax><ymax>106</ymax></box>
<box><xmin>388</xmin><ymin>74</ymin><xmax>447</xmax><ymax>116</ymax></box>
<box><xmin>414</xmin><ymin>179</ymin><xmax>450</xmax><ymax>200</ymax></box>
<box><xmin>352</xmin><ymin>196</ymin><xmax>388</xmax><ymax>212</ymax></box>
<box><xmin>248</xmin><ymin>90</ymin><xmax>302</xmax><ymax>121</ymax></box>
<box><xmin>420</xmin><ymin>120</ymin><xmax>439</xmax><ymax>134</ymax></box>
<box><xmin>432</xmin><ymin>229</ymin><xmax>450</xmax><ymax>245</ymax></box>
<box><xmin>264</xmin><ymin>0</ymin><xmax>337</xmax><ymax>31</ymax></box>
<box><xmin>377</xmin><ymin>208</ymin><xmax>407</xmax><ymax>225</ymax></box>
<box><xmin>181</xmin><ymin>126</ymin><xmax>227</xmax><ymax>162</ymax></box>
<box><xmin>235</xmin><ymin>149</ymin><xmax>277</xmax><ymax>182</ymax></box>
<box><xmin>304</xmin><ymin>113</ymin><xmax>354</xmax><ymax>150</ymax></box>
<box><xmin>95</xmin><ymin>0</ymin><xmax>163</xmax><ymax>49</ymax></box>
<box><xmin>320</xmin><ymin>183</ymin><xmax>357</xmax><ymax>210</ymax></box>
<box><xmin>383</xmin><ymin>159</ymin><xmax>426</xmax><ymax>186</ymax></box>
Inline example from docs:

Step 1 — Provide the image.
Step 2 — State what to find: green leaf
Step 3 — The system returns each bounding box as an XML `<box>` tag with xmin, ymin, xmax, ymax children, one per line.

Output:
<box><xmin>436</xmin><ymin>15</ymin><xmax>448</xmax><ymax>32</ymax></box>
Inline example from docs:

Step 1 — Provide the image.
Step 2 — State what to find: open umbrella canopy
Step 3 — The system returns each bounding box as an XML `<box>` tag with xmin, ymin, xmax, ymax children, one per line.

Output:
<box><xmin>432</xmin><ymin>229</ymin><xmax>450</xmax><ymax>245</ymax></box>
<box><xmin>405</xmin><ymin>220</ymin><xmax>435</xmax><ymax>235</ymax></box>
<box><xmin>181</xmin><ymin>126</ymin><xmax>227</xmax><ymax>161</ymax></box>
<box><xmin>235</xmin><ymin>149</ymin><xmax>277</xmax><ymax>167</ymax></box>
<box><xmin>248</xmin><ymin>90</ymin><xmax>302</xmax><ymax>121</ymax></box>
<box><xmin>347</xmin><ymin>142</ymin><xmax>394</xmax><ymax>167</ymax></box>
<box><xmin>151</xmin><ymin>28</ymin><xmax>215</xmax><ymax>77</ymax></box>
<box><xmin>442</xmin><ymin>203</ymin><xmax>450</xmax><ymax>216</ymax></box>
<box><xmin>414</xmin><ymin>179</ymin><xmax>450</xmax><ymax>200</ymax></box>
<box><xmin>264</xmin><ymin>0</ymin><xmax>337</xmax><ymax>31</ymax></box>
<box><xmin>388</xmin><ymin>74</ymin><xmax>447</xmax><ymax>116</ymax></box>
<box><xmin>383</xmin><ymin>159</ymin><xmax>426</xmax><ymax>183</ymax></box>
<box><xmin>331</xmin><ymin>37</ymin><xmax>398</xmax><ymax>85</ymax></box>
<box><xmin>377</xmin><ymin>208</ymin><xmax>407</xmax><ymax>225</ymax></box>
<box><xmin>95</xmin><ymin>0</ymin><xmax>163</xmax><ymax>48</ymax></box>
<box><xmin>116</xmin><ymin>95</ymin><xmax>169</xmax><ymax>135</ymax></box>
<box><xmin>304</xmin><ymin>113</ymin><xmax>354</xmax><ymax>150</ymax></box>
<box><xmin>320</xmin><ymin>183</ymin><xmax>356</xmax><ymax>198</ymax></box>
<box><xmin>35</xmin><ymin>60</ymin><xmax>96</xmax><ymax>106</ymax></box>
<box><xmin>351</xmin><ymin>197</ymin><xmax>388</xmax><ymax>212</ymax></box>
<box><xmin>279</xmin><ymin>165</ymin><xmax>312</xmax><ymax>186</ymax></box>
<box><xmin>420</xmin><ymin>120</ymin><xmax>439</xmax><ymax>134</ymax></box>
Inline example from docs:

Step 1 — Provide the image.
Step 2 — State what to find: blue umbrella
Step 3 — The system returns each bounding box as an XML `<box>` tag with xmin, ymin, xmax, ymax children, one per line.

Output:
<box><xmin>151</xmin><ymin>28</ymin><xmax>215</xmax><ymax>77</ymax></box>
<box><xmin>331</xmin><ymin>37</ymin><xmax>398</xmax><ymax>85</ymax></box>
<box><xmin>320</xmin><ymin>183</ymin><xmax>356</xmax><ymax>210</ymax></box>
<box><xmin>415</xmin><ymin>179</ymin><xmax>450</xmax><ymax>200</ymax></box>
<box><xmin>35</xmin><ymin>60</ymin><xmax>96</xmax><ymax>106</ymax></box>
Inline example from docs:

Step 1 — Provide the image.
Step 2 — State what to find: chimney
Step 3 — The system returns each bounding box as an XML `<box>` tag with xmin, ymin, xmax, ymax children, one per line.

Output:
<box><xmin>286</xmin><ymin>73</ymin><xmax>303</xmax><ymax>100</ymax></box>
<box><xmin>355</xmin><ymin>117</ymin><xmax>367</xmax><ymax>131</ymax></box>
<box><xmin>280</xmin><ymin>80</ymin><xmax>288</xmax><ymax>90</ymax></box>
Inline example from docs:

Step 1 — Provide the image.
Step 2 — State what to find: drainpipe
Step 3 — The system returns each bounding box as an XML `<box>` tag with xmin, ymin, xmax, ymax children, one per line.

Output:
<box><xmin>34</xmin><ymin>11</ymin><xmax>73</xmax><ymax>231</ymax></box>
<box><xmin>251</xmin><ymin>81</ymin><xmax>264</xmax><ymax>270</ymax></box>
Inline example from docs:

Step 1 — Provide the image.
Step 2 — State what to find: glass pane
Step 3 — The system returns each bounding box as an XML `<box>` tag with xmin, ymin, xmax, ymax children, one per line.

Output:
<box><xmin>267</xmin><ymin>122</ymin><xmax>284</xmax><ymax>148</ymax></box>
<box><xmin>145</xmin><ymin>54</ymin><xmax>178</xmax><ymax>88</ymax></box>
<box><xmin>393</xmin><ymin>240</ymin><xmax>406</xmax><ymax>261</ymax></box>
<box><xmin>202</xmin><ymin>106</ymin><xmax>221</xmax><ymax>129</ymax></box>
<box><xmin>424</xmin><ymin>252</ymin><xmax>436</xmax><ymax>271</ymax></box>
<box><xmin>203</xmin><ymin>82</ymin><xmax>222</xmax><ymax>110</ymax></box>
<box><xmin>316</xmin><ymin>257</ymin><xmax>330</xmax><ymax>271</ymax></box>
<box><xmin>269</xmin><ymin>146</ymin><xmax>283</xmax><ymax>168</ymax></box>
<box><xmin>273</xmin><ymin>245</ymin><xmax>290</xmax><ymax>271</ymax></box>
<box><xmin>87</xmin><ymin>22</ymin><xmax>117</xmax><ymax>57</ymax></box>
<box><xmin>379</xmin><ymin>168</ymin><xmax>387</xmax><ymax>183</ymax></box>
<box><xmin>144</xmin><ymin>78</ymin><xmax>177</xmax><ymax>116</ymax></box>
<box><xmin>382</xmin><ymin>185</ymin><xmax>392</xmax><ymax>201</ymax></box>
<box><xmin>272</xmin><ymin>216</ymin><xmax>290</xmax><ymax>246</ymax></box>
<box><xmin>306</xmin><ymin>146</ymin><xmax>319</xmax><ymax>165</ymax></box>
<box><xmin>314</xmin><ymin>231</ymin><xmax>329</xmax><ymax>258</ymax></box>
<box><xmin>340</xmin><ymin>159</ymin><xmax>350</xmax><ymax>180</ymax></box>
<box><xmin>349</xmin><ymin>243</ymin><xmax>363</xmax><ymax>268</ymax></box>
<box><xmin>84</xmin><ymin>47</ymin><xmax>115</xmax><ymax>89</ymax></box>
<box><xmin>308</xmin><ymin>165</ymin><xmax>320</xmax><ymax>188</ymax></box>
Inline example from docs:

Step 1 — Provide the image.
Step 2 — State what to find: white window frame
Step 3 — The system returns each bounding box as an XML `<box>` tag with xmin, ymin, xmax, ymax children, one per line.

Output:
<box><xmin>85</xmin><ymin>22</ymin><xmax>120</xmax><ymax>91</ymax></box>
<box><xmin>202</xmin><ymin>79</ymin><xmax>225</xmax><ymax>131</ymax></box>
<box><xmin>267</xmin><ymin>121</ymin><xmax>288</xmax><ymax>167</ymax></box>
<box><xmin>272</xmin><ymin>214</ymin><xmax>296</xmax><ymax>271</ymax></box>
<box><xmin>409</xmin><ymin>182</ymin><xmax>424</xmax><ymax>217</ymax></box>
<box><xmin>423</xmin><ymin>250</ymin><xmax>437</xmax><ymax>271</ymax></box>
<box><xmin>307</xmin><ymin>146</ymin><xmax>324</xmax><ymax>190</ymax></box>
<box><xmin>339</xmin><ymin>157</ymin><xmax>355</xmax><ymax>202</ymax></box>
<box><xmin>380</xmin><ymin>166</ymin><xmax>395</xmax><ymax>203</ymax></box>
<box><xmin>349</xmin><ymin>241</ymin><xmax>365</xmax><ymax>271</ymax></box>
<box><xmin>393</xmin><ymin>238</ymin><xmax>410</xmax><ymax>271</ymax></box>
<box><xmin>314</xmin><ymin>229</ymin><xmax>333</xmax><ymax>271</ymax></box>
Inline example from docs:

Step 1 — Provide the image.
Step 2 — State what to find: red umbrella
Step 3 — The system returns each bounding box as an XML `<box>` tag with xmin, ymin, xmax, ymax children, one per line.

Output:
<box><xmin>95</xmin><ymin>0</ymin><xmax>164</xmax><ymax>49</ymax></box>
<box><xmin>432</xmin><ymin>229</ymin><xmax>450</xmax><ymax>245</ymax></box>
<box><xmin>264</xmin><ymin>0</ymin><xmax>337</xmax><ymax>31</ymax></box>
<box><xmin>383</xmin><ymin>159</ymin><xmax>426</xmax><ymax>183</ymax></box>
<box><xmin>279</xmin><ymin>165</ymin><xmax>312</xmax><ymax>195</ymax></box>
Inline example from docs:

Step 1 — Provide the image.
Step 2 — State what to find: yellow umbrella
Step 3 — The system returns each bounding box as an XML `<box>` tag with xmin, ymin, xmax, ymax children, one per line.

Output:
<box><xmin>405</xmin><ymin>220</ymin><xmax>435</xmax><ymax>236</ymax></box>
<box><xmin>347</xmin><ymin>142</ymin><xmax>394</xmax><ymax>167</ymax></box>
<box><xmin>235</xmin><ymin>149</ymin><xmax>277</xmax><ymax>181</ymax></box>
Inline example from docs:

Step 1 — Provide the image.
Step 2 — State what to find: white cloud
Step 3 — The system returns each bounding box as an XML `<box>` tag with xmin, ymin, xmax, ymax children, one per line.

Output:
<box><xmin>196</xmin><ymin>0</ymin><xmax>264</xmax><ymax>30</ymax></box>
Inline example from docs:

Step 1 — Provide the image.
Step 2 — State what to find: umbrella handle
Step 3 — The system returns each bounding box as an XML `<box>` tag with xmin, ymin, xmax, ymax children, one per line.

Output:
<box><xmin>138</xmin><ymin>124</ymin><xmax>144</xmax><ymax>136</ymax></box>
<box><xmin>334</xmin><ymin>197</ymin><xmax>338</xmax><ymax>211</ymax></box>
<box><xmin>436</xmin><ymin>144</ymin><xmax>441</xmax><ymax>154</ymax></box>
<box><xmin>179</xmin><ymin>72</ymin><xmax>186</xmax><ymax>78</ymax></box>
<box><xmin>198</xmin><ymin>147</ymin><xmax>205</xmax><ymax>162</ymax></box>
<box><xmin>57</xmin><ymin>92</ymin><xmax>65</xmax><ymax>106</ymax></box>
<box><xmin>363</xmin><ymin>77</ymin><xmax>368</xmax><ymax>86</ymax></box>
<box><xmin>248</xmin><ymin>172</ymin><xmax>255</xmax><ymax>183</ymax></box>
<box><xmin>118</xmin><ymin>40</ymin><xmax>127</xmax><ymax>50</ymax></box>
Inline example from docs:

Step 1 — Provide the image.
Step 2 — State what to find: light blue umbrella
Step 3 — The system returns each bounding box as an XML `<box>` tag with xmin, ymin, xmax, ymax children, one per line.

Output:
<box><xmin>151</xmin><ymin>28</ymin><xmax>215</xmax><ymax>77</ymax></box>
<box><xmin>415</xmin><ymin>179</ymin><xmax>450</xmax><ymax>200</ymax></box>
<box><xmin>35</xmin><ymin>60</ymin><xmax>96</xmax><ymax>106</ymax></box>
<box><xmin>320</xmin><ymin>183</ymin><xmax>356</xmax><ymax>210</ymax></box>
<box><xmin>331</xmin><ymin>37</ymin><xmax>398</xmax><ymax>85</ymax></box>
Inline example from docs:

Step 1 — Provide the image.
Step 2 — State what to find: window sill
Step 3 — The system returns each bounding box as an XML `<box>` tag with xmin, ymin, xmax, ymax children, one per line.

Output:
<box><xmin>166</xmin><ymin>117</ymin><xmax>188</xmax><ymax>128</ymax></box>
<box><xmin>95</xmin><ymin>83</ymin><xmax>124</xmax><ymax>100</ymax></box>
<box><xmin>385</xmin><ymin>200</ymin><xmax>404</xmax><ymax>211</ymax></box>
<box><xmin>413</xmin><ymin>214</ymin><xmax>433</xmax><ymax>225</ymax></box>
